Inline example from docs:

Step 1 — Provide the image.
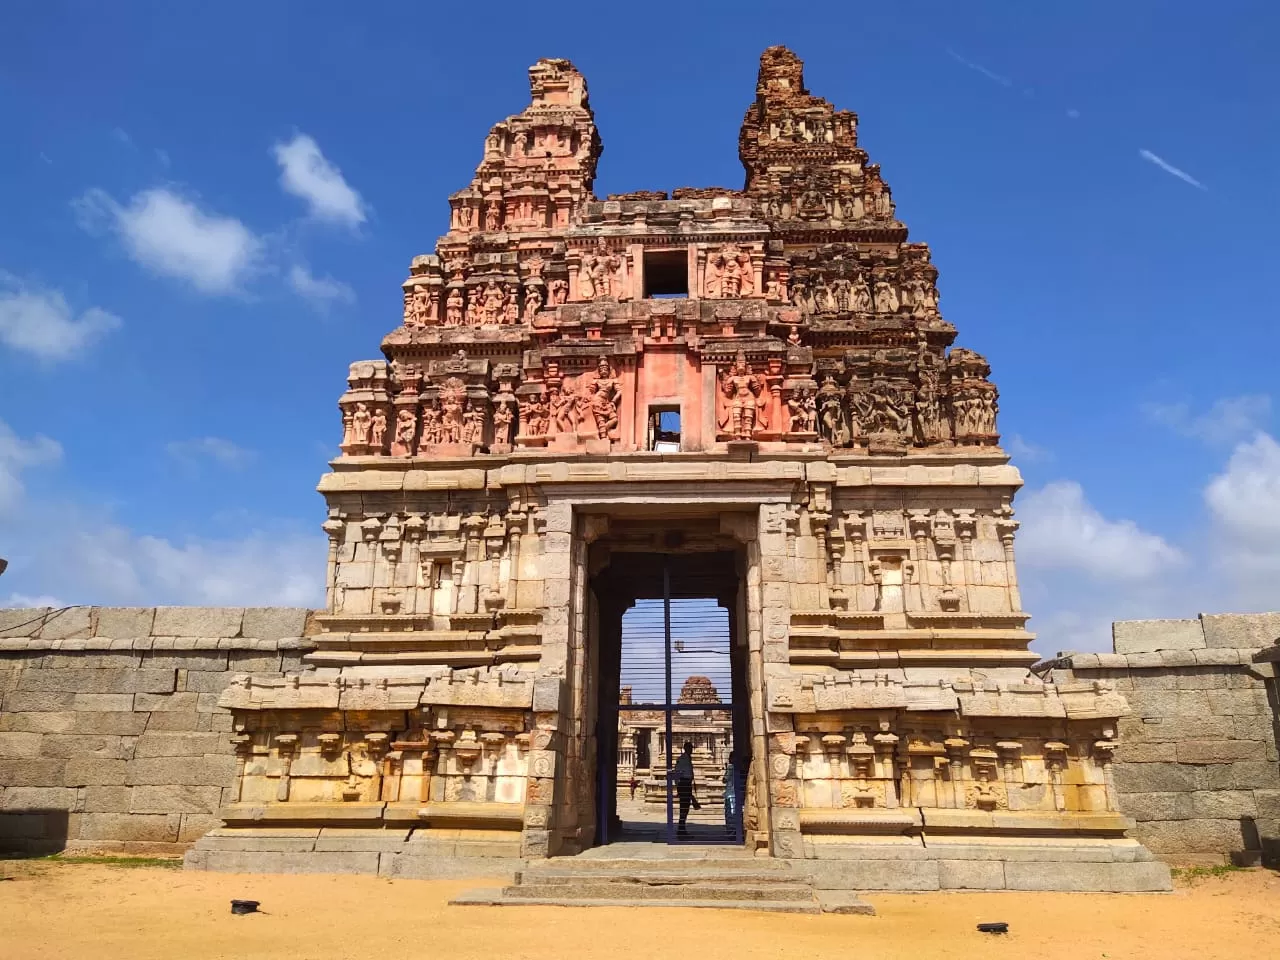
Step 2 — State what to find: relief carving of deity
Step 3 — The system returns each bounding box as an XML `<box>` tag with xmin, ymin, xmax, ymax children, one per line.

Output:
<box><xmin>461</xmin><ymin>400</ymin><xmax>487</xmax><ymax>446</ymax></box>
<box><xmin>705</xmin><ymin>244</ymin><xmax>754</xmax><ymax>299</ymax></box>
<box><xmin>873</xmin><ymin>281</ymin><xmax>900</xmax><ymax>314</ymax></box>
<box><xmin>492</xmin><ymin>402</ymin><xmax>515</xmax><ymax>446</ymax></box>
<box><xmin>444</xmin><ymin>289</ymin><xmax>464</xmax><ymax>326</ymax></box>
<box><xmin>351</xmin><ymin>403</ymin><xmax>372</xmax><ymax>446</ymax></box>
<box><xmin>851</xmin><ymin>277</ymin><xmax>872</xmax><ymax>313</ymax></box>
<box><xmin>481</xmin><ymin>282</ymin><xmax>505</xmax><ymax>325</ymax></box>
<box><xmin>580</xmin><ymin>238</ymin><xmax>620</xmax><ymax>300</ymax></box>
<box><xmin>548</xmin><ymin>385</ymin><xmax>576</xmax><ymax>435</ymax></box>
<box><xmin>484</xmin><ymin>202</ymin><xmax>502</xmax><ymax>232</ymax></box>
<box><xmin>907</xmin><ymin>277</ymin><xmax>937</xmax><ymax>317</ymax></box>
<box><xmin>503</xmin><ymin>287</ymin><xmax>520</xmax><ymax>324</ymax></box>
<box><xmin>419</xmin><ymin>401</ymin><xmax>443</xmax><ymax>446</ymax></box>
<box><xmin>465</xmin><ymin>292</ymin><xmax>482</xmax><ymax>326</ymax></box>
<box><xmin>818</xmin><ymin>383</ymin><xmax>849</xmax><ymax>447</ymax></box>
<box><xmin>787</xmin><ymin>388</ymin><xmax>817</xmax><ymax>434</ymax></box>
<box><xmin>870</xmin><ymin>381</ymin><xmax>912</xmax><ymax>437</ymax></box>
<box><xmin>717</xmin><ymin>353</ymin><xmax>767</xmax><ymax>440</ymax></box>
<box><xmin>576</xmin><ymin>357</ymin><xmax>621</xmax><ymax>439</ymax></box>
<box><xmin>847</xmin><ymin>388</ymin><xmax>874</xmax><ymax>440</ymax></box>
<box><xmin>548</xmin><ymin>277</ymin><xmax>568</xmax><ymax>305</ymax></box>
<box><xmin>524</xmin><ymin>284</ymin><xmax>544</xmax><ymax>316</ymax></box>
<box><xmin>518</xmin><ymin>393</ymin><xmax>549</xmax><ymax>437</ymax></box>
<box><xmin>439</xmin><ymin>379</ymin><xmax>466</xmax><ymax>443</ymax></box>
<box><xmin>369</xmin><ymin>408</ymin><xmax>388</xmax><ymax>451</ymax></box>
<box><xmin>392</xmin><ymin>409</ymin><xmax>417</xmax><ymax>456</ymax></box>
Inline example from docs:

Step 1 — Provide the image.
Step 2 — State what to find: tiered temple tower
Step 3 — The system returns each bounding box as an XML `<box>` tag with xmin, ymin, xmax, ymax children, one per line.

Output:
<box><xmin>203</xmin><ymin>48</ymin><xmax>1161</xmax><ymax>885</ymax></box>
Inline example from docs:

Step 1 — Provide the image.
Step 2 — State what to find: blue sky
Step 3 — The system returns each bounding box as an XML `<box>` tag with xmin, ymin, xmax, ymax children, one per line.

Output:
<box><xmin>1</xmin><ymin>2</ymin><xmax>1277</xmax><ymax>652</ymax></box>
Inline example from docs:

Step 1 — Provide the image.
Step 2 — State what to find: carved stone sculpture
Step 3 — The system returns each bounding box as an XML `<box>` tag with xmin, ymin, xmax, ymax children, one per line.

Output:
<box><xmin>718</xmin><ymin>353</ymin><xmax>767</xmax><ymax>440</ymax></box>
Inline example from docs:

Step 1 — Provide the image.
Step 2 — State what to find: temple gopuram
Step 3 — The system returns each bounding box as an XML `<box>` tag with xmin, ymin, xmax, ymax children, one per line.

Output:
<box><xmin>199</xmin><ymin>47</ymin><xmax>1168</xmax><ymax>894</ymax></box>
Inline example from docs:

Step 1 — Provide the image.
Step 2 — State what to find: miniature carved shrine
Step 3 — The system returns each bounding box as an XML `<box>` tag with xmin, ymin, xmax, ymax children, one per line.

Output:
<box><xmin>213</xmin><ymin>48</ymin><xmax>1148</xmax><ymax>870</ymax></box>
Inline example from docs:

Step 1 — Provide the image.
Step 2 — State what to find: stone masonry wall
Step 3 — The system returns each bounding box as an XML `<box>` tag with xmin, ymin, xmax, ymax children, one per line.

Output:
<box><xmin>1040</xmin><ymin>612</ymin><xmax>1280</xmax><ymax>866</ymax></box>
<box><xmin>0</xmin><ymin>606</ymin><xmax>318</xmax><ymax>856</ymax></box>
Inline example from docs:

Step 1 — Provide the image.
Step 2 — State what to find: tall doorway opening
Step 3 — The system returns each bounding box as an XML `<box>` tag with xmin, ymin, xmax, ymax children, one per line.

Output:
<box><xmin>591</xmin><ymin>547</ymin><xmax>749</xmax><ymax>846</ymax></box>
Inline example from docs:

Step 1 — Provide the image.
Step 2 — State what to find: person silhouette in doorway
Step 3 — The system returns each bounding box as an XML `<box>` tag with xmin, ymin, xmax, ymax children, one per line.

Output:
<box><xmin>670</xmin><ymin>741</ymin><xmax>700</xmax><ymax>838</ymax></box>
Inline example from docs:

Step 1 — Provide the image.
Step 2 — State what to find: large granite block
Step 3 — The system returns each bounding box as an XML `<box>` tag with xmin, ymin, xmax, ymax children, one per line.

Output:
<box><xmin>1113</xmin><ymin>618</ymin><xmax>1205</xmax><ymax>655</ymax></box>
<box><xmin>1200</xmin><ymin>612</ymin><xmax>1280</xmax><ymax>650</ymax></box>
<box><xmin>152</xmin><ymin>607</ymin><xmax>244</xmax><ymax>639</ymax></box>
<box><xmin>241</xmin><ymin>608</ymin><xmax>311</xmax><ymax>641</ymax></box>
<box><xmin>93</xmin><ymin>607</ymin><xmax>156</xmax><ymax>639</ymax></box>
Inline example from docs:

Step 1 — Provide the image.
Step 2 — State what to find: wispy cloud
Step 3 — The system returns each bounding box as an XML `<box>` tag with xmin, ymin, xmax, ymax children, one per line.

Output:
<box><xmin>1139</xmin><ymin>148</ymin><xmax>1206</xmax><ymax>190</ymax></box>
<box><xmin>1005</xmin><ymin>433</ymin><xmax>1052</xmax><ymax>463</ymax></box>
<box><xmin>76</xmin><ymin>186</ymin><xmax>264</xmax><ymax>294</ymax></box>
<box><xmin>0</xmin><ymin>418</ymin><xmax>62</xmax><ymax>514</ymax></box>
<box><xmin>288</xmin><ymin>263</ymin><xmax>355</xmax><ymax>308</ymax></box>
<box><xmin>273</xmin><ymin>133</ymin><xmax>368</xmax><ymax>228</ymax></box>
<box><xmin>166</xmin><ymin>437</ymin><xmax>255</xmax><ymax>470</ymax></box>
<box><xmin>946</xmin><ymin>48</ymin><xmax>1013</xmax><ymax>88</ymax></box>
<box><xmin>1144</xmin><ymin>394</ymin><xmax>1271</xmax><ymax>446</ymax></box>
<box><xmin>0</xmin><ymin>272</ymin><xmax>122</xmax><ymax>362</ymax></box>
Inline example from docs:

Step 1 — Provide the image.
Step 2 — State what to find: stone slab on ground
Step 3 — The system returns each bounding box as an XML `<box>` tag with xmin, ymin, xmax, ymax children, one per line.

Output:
<box><xmin>816</xmin><ymin>890</ymin><xmax>877</xmax><ymax>915</ymax></box>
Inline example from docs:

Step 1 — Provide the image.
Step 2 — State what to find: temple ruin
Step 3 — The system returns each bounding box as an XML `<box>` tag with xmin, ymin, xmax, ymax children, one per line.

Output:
<box><xmin>177</xmin><ymin>47</ymin><xmax>1172</xmax><ymax>892</ymax></box>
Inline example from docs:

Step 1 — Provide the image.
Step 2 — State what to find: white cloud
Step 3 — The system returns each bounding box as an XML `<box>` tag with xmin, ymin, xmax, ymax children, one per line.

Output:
<box><xmin>64</xmin><ymin>523</ymin><xmax>325</xmax><ymax>606</ymax></box>
<box><xmin>1139</xmin><ymin>148</ymin><xmax>1207</xmax><ymax>190</ymax></box>
<box><xmin>2</xmin><ymin>497</ymin><xmax>325</xmax><ymax>608</ymax></box>
<box><xmin>1144</xmin><ymin>394</ymin><xmax>1271</xmax><ymax>446</ymax></box>
<box><xmin>0</xmin><ymin>419</ymin><xmax>62</xmax><ymax>514</ymax></box>
<box><xmin>288</xmin><ymin>264</ymin><xmax>356</xmax><ymax>307</ymax></box>
<box><xmin>4</xmin><ymin>593</ymin><xmax>63</xmax><ymax>609</ymax></box>
<box><xmin>76</xmin><ymin>186</ymin><xmax>263</xmax><ymax>294</ymax></box>
<box><xmin>166</xmin><ymin>437</ymin><xmax>255</xmax><ymax>470</ymax></box>
<box><xmin>0</xmin><ymin>274</ymin><xmax>122</xmax><ymax>361</ymax></box>
<box><xmin>1016</xmin><ymin>480</ymin><xmax>1184</xmax><ymax>581</ymax></box>
<box><xmin>1019</xmin><ymin>432</ymin><xmax>1280</xmax><ymax>655</ymax></box>
<box><xmin>1204</xmin><ymin>433</ymin><xmax>1280</xmax><ymax>604</ymax></box>
<box><xmin>273</xmin><ymin>134</ymin><xmax>367</xmax><ymax>227</ymax></box>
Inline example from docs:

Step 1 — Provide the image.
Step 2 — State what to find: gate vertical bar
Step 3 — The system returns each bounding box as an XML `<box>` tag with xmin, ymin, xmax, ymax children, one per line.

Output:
<box><xmin>664</xmin><ymin>560</ymin><xmax>675</xmax><ymax>844</ymax></box>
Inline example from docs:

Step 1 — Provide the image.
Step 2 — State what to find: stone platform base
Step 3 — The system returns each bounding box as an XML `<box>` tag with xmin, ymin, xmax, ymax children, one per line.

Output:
<box><xmin>184</xmin><ymin>830</ymin><xmax>1171</xmax><ymax>893</ymax></box>
<box><xmin>184</xmin><ymin>828</ymin><xmax>523</xmax><ymax>882</ymax></box>
<box><xmin>799</xmin><ymin>837</ymin><xmax>1172</xmax><ymax>892</ymax></box>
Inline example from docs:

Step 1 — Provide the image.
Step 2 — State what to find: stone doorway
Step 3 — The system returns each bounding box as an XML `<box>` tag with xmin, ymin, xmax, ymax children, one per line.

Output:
<box><xmin>588</xmin><ymin>542</ymin><xmax>751</xmax><ymax>848</ymax></box>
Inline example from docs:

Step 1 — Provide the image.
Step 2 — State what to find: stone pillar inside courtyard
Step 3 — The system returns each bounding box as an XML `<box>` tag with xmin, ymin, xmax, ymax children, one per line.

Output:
<box><xmin>185</xmin><ymin>47</ymin><xmax>1168</xmax><ymax>890</ymax></box>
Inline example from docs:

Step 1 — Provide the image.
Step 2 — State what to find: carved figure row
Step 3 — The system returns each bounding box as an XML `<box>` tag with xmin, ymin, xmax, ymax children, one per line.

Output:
<box><xmin>813</xmin><ymin>376</ymin><xmax>997</xmax><ymax>447</ymax></box>
<box><xmin>789</xmin><ymin>274</ymin><xmax>936</xmax><ymax>317</ymax></box>
<box><xmin>517</xmin><ymin>357</ymin><xmax>621</xmax><ymax>441</ymax></box>
<box><xmin>405</xmin><ymin>279</ymin><xmax>570</xmax><ymax>329</ymax></box>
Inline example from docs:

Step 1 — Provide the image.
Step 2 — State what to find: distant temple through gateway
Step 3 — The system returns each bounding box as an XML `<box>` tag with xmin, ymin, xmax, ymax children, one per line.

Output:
<box><xmin>193</xmin><ymin>46</ymin><xmax>1170</xmax><ymax>894</ymax></box>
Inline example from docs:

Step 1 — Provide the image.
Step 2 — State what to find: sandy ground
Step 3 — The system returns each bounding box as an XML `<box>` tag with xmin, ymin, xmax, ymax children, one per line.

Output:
<box><xmin>1</xmin><ymin>859</ymin><xmax>1277</xmax><ymax>960</ymax></box>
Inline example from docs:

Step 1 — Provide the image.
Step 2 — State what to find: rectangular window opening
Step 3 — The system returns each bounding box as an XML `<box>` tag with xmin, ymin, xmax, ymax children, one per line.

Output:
<box><xmin>644</xmin><ymin>249</ymin><xmax>689</xmax><ymax>298</ymax></box>
<box><xmin>649</xmin><ymin>406</ymin><xmax>681</xmax><ymax>452</ymax></box>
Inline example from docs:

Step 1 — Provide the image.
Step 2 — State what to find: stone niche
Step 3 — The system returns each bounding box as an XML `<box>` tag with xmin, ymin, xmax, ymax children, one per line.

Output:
<box><xmin>183</xmin><ymin>47</ymin><xmax>1169</xmax><ymax>892</ymax></box>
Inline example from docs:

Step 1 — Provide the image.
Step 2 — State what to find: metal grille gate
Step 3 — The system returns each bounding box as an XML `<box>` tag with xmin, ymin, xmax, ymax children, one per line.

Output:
<box><xmin>610</xmin><ymin>563</ymin><xmax>746</xmax><ymax>845</ymax></box>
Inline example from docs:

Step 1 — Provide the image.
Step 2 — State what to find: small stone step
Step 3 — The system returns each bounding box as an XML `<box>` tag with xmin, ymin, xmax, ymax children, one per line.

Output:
<box><xmin>523</xmin><ymin>858</ymin><xmax>798</xmax><ymax>877</ymax></box>
<box><xmin>505</xmin><ymin>881</ymin><xmax>817</xmax><ymax>902</ymax></box>
<box><xmin>451</xmin><ymin>889</ymin><xmax>821</xmax><ymax>914</ymax></box>
<box><xmin>524</xmin><ymin>870</ymin><xmax>801</xmax><ymax>886</ymax></box>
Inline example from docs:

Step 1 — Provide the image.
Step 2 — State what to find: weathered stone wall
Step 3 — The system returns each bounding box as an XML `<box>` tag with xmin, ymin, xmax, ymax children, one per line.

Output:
<box><xmin>1040</xmin><ymin>612</ymin><xmax>1280</xmax><ymax>866</ymax></box>
<box><xmin>0</xmin><ymin>606</ymin><xmax>317</xmax><ymax>856</ymax></box>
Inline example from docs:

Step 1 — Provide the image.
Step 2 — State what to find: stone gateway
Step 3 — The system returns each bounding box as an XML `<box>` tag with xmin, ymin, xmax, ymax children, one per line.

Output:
<box><xmin>184</xmin><ymin>47</ymin><xmax>1170</xmax><ymax>890</ymax></box>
